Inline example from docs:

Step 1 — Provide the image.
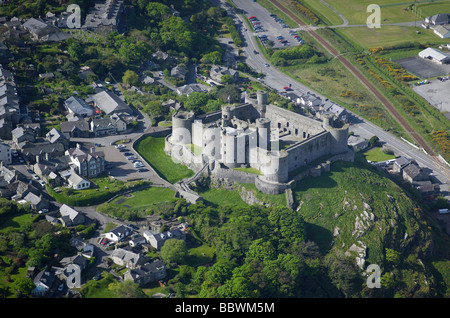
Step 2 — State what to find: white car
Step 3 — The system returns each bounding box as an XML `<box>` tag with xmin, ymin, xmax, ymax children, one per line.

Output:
<box><xmin>31</xmin><ymin>174</ymin><xmax>39</xmax><ymax>180</ymax></box>
<box><xmin>38</xmin><ymin>180</ymin><xmax>46</xmax><ymax>187</ymax></box>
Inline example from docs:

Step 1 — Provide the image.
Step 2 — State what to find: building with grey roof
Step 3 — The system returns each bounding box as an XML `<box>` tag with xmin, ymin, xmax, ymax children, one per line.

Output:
<box><xmin>22</xmin><ymin>17</ymin><xmax>69</xmax><ymax>42</ymax></box>
<box><xmin>59</xmin><ymin>204</ymin><xmax>85</xmax><ymax>227</ymax></box>
<box><xmin>60</xmin><ymin>120</ymin><xmax>90</xmax><ymax>138</ymax></box>
<box><xmin>143</xmin><ymin>228</ymin><xmax>185</xmax><ymax>250</ymax></box>
<box><xmin>91</xmin><ymin>89</ymin><xmax>132</xmax><ymax>115</ymax></box>
<box><xmin>64</xmin><ymin>96</ymin><xmax>95</xmax><ymax>117</ymax></box>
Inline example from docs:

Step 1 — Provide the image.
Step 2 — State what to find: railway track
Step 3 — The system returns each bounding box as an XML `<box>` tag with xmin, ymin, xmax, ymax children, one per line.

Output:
<box><xmin>267</xmin><ymin>0</ymin><xmax>450</xmax><ymax>179</ymax></box>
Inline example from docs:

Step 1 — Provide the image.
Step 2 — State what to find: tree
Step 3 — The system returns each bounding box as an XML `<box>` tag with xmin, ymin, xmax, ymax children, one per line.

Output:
<box><xmin>160</xmin><ymin>239</ymin><xmax>188</xmax><ymax>264</ymax></box>
<box><xmin>122</xmin><ymin>70</ymin><xmax>139</xmax><ymax>86</ymax></box>
<box><xmin>368</xmin><ymin>135</ymin><xmax>380</xmax><ymax>147</ymax></box>
<box><xmin>67</xmin><ymin>41</ymin><xmax>85</xmax><ymax>62</ymax></box>
<box><xmin>220</xmin><ymin>74</ymin><xmax>235</xmax><ymax>85</ymax></box>
<box><xmin>12</xmin><ymin>277</ymin><xmax>35</xmax><ymax>297</ymax></box>
<box><xmin>385</xmin><ymin>248</ymin><xmax>401</xmax><ymax>267</ymax></box>
<box><xmin>109</xmin><ymin>280</ymin><xmax>148</xmax><ymax>298</ymax></box>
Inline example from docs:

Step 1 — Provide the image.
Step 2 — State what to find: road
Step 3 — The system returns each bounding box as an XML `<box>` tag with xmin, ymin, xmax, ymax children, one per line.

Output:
<box><xmin>217</xmin><ymin>0</ymin><xmax>450</xmax><ymax>195</ymax></box>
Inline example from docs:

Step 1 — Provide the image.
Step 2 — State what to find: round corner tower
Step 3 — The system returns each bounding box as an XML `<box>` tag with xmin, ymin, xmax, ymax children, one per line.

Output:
<box><xmin>171</xmin><ymin>111</ymin><xmax>194</xmax><ymax>145</ymax></box>
<box><xmin>322</xmin><ymin>113</ymin><xmax>349</xmax><ymax>155</ymax></box>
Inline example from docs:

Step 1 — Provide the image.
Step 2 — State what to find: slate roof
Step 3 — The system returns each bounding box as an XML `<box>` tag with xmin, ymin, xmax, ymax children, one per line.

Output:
<box><xmin>91</xmin><ymin>90</ymin><xmax>132</xmax><ymax>115</ymax></box>
<box><xmin>64</xmin><ymin>96</ymin><xmax>94</xmax><ymax>116</ymax></box>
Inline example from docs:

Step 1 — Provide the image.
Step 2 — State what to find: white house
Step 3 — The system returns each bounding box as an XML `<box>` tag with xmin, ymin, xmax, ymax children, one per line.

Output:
<box><xmin>105</xmin><ymin>225</ymin><xmax>132</xmax><ymax>243</ymax></box>
<box><xmin>67</xmin><ymin>172</ymin><xmax>91</xmax><ymax>190</ymax></box>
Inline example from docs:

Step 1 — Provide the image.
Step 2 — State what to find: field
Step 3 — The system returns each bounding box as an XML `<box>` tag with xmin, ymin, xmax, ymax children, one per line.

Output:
<box><xmin>322</xmin><ymin>0</ymin><xmax>433</xmax><ymax>25</ymax></box>
<box><xmin>336</xmin><ymin>24</ymin><xmax>450</xmax><ymax>49</ymax></box>
<box><xmin>111</xmin><ymin>187</ymin><xmax>176</xmax><ymax>208</ymax></box>
<box><xmin>280</xmin><ymin>58</ymin><xmax>404</xmax><ymax>135</ymax></box>
<box><xmin>135</xmin><ymin>136</ymin><xmax>194</xmax><ymax>184</ymax></box>
<box><xmin>363</xmin><ymin>147</ymin><xmax>397</xmax><ymax>162</ymax></box>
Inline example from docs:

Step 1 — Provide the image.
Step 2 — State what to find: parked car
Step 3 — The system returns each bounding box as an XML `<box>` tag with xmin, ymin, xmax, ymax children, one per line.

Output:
<box><xmin>127</xmin><ymin>156</ymin><xmax>138</xmax><ymax>160</ymax></box>
<box><xmin>123</xmin><ymin>152</ymin><xmax>133</xmax><ymax>156</ymax></box>
<box><xmin>38</xmin><ymin>209</ymin><xmax>49</xmax><ymax>214</ymax></box>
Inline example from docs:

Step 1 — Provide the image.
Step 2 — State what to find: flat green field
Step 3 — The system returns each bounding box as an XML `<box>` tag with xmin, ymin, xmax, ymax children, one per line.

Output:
<box><xmin>417</xmin><ymin>1</ymin><xmax>450</xmax><ymax>18</ymax></box>
<box><xmin>363</xmin><ymin>147</ymin><xmax>397</xmax><ymax>162</ymax></box>
<box><xmin>336</xmin><ymin>24</ymin><xmax>449</xmax><ymax>49</ymax></box>
<box><xmin>135</xmin><ymin>136</ymin><xmax>194</xmax><ymax>184</ymax></box>
<box><xmin>112</xmin><ymin>187</ymin><xmax>176</xmax><ymax>208</ymax></box>
<box><xmin>323</xmin><ymin>0</ymin><xmax>425</xmax><ymax>25</ymax></box>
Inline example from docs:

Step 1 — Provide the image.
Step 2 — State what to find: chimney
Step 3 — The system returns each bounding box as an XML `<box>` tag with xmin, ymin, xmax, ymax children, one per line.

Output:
<box><xmin>45</xmin><ymin>152</ymin><xmax>50</xmax><ymax>161</ymax></box>
<box><xmin>90</xmin><ymin>147</ymin><xmax>95</xmax><ymax>153</ymax></box>
<box><xmin>76</xmin><ymin>143</ymin><xmax>81</xmax><ymax>149</ymax></box>
<box><xmin>36</xmin><ymin>155</ymin><xmax>40</xmax><ymax>163</ymax></box>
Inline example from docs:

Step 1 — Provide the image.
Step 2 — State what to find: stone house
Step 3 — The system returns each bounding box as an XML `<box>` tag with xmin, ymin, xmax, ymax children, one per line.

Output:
<box><xmin>143</xmin><ymin>228</ymin><xmax>185</xmax><ymax>250</ymax></box>
<box><xmin>123</xmin><ymin>260</ymin><xmax>166</xmax><ymax>286</ymax></box>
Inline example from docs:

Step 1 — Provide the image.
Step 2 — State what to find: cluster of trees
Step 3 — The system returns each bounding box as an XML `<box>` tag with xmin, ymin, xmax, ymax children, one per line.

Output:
<box><xmin>269</xmin><ymin>44</ymin><xmax>326</xmax><ymax>66</ymax></box>
<box><xmin>0</xmin><ymin>199</ymin><xmax>80</xmax><ymax>297</ymax></box>
<box><xmin>162</xmin><ymin>202</ymin><xmax>366</xmax><ymax>298</ymax></box>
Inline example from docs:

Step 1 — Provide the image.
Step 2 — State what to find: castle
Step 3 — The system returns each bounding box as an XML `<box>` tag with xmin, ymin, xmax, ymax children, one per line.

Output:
<box><xmin>165</xmin><ymin>91</ymin><xmax>350</xmax><ymax>195</ymax></box>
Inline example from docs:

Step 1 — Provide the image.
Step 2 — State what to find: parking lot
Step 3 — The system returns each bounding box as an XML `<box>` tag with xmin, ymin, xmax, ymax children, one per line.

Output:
<box><xmin>412</xmin><ymin>77</ymin><xmax>450</xmax><ymax>114</ymax></box>
<box><xmin>395</xmin><ymin>56</ymin><xmax>450</xmax><ymax>79</ymax></box>
<box><xmin>246</xmin><ymin>13</ymin><xmax>306</xmax><ymax>50</ymax></box>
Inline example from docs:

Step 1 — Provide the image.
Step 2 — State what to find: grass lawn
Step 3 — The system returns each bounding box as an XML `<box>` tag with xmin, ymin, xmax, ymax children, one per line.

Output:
<box><xmin>135</xmin><ymin>136</ymin><xmax>194</xmax><ymax>184</ymax></box>
<box><xmin>336</xmin><ymin>25</ymin><xmax>449</xmax><ymax>49</ymax></box>
<box><xmin>185</xmin><ymin>244</ymin><xmax>216</xmax><ymax>266</ymax></box>
<box><xmin>112</xmin><ymin>187</ymin><xmax>176</xmax><ymax>208</ymax></box>
<box><xmin>301</xmin><ymin>0</ymin><xmax>344</xmax><ymax>26</ymax></box>
<box><xmin>322</xmin><ymin>0</ymin><xmax>421</xmax><ymax>25</ymax></box>
<box><xmin>363</xmin><ymin>147</ymin><xmax>397</xmax><ymax>162</ymax></box>
<box><xmin>0</xmin><ymin>213</ymin><xmax>38</xmax><ymax>233</ymax></box>
<box><xmin>416</xmin><ymin>1</ymin><xmax>450</xmax><ymax>18</ymax></box>
<box><xmin>198</xmin><ymin>188</ymin><xmax>248</xmax><ymax>207</ymax></box>
<box><xmin>79</xmin><ymin>273</ymin><xmax>118</xmax><ymax>298</ymax></box>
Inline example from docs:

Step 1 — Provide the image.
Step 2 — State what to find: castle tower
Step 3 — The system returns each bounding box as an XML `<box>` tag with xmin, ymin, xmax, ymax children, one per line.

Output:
<box><xmin>256</xmin><ymin>118</ymin><xmax>271</xmax><ymax>151</ymax></box>
<box><xmin>171</xmin><ymin>111</ymin><xmax>194</xmax><ymax>145</ymax></box>
<box><xmin>222</xmin><ymin>106</ymin><xmax>232</xmax><ymax>127</ymax></box>
<box><xmin>257</xmin><ymin>90</ymin><xmax>267</xmax><ymax>117</ymax></box>
<box><xmin>322</xmin><ymin>113</ymin><xmax>349</xmax><ymax>155</ymax></box>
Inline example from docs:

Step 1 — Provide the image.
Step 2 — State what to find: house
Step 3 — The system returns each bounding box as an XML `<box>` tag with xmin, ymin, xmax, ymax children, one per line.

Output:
<box><xmin>90</xmin><ymin>114</ymin><xmax>126</xmax><ymax>137</ymax></box>
<box><xmin>46</xmin><ymin>128</ymin><xmax>69</xmax><ymax>149</ymax></box>
<box><xmin>0</xmin><ymin>141</ymin><xmax>11</xmax><ymax>164</ymax></box>
<box><xmin>90</xmin><ymin>118</ymin><xmax>117</xmax><ymax>136</ymax></box>
<box><xmin>152</xmin><ymin>50</ymin><xmax>175</xmax><ymax>65</ymax></box>
<box><xmin>209</xmin><ymin>65</ymin><xmax>239</xmax><ymax>83</ymax></box>
<box><xmin>347</xmin><ymin>135</ymin><xmax>368</xmax><ymax>151</ymax></box>
<box><xmin>110</xmin><ymin>247</ymin><xmax>146</xmax><ymax>269</ymax></box>
<box><xmin>434</xmin><ymin>25</ymin><xmax>450</xmax><ymax>39</ymax></box>
<box><xmin>60</xmin><ymin>120</ymin><xmax>90</xmax><ymax>138</ymax></box>
<box><xmin>171</xmin><ymin>65</ymin><xmax>186</xmax><ymax>80</ymax></box>
<box><xmin>11</xmin><ymin>126</ymin><xmax>35</xmax><ymax>146</ymax></box>
<box><xmin>32</xmin><ymin>269</ymin><xmax>56</xmax><ymax>296</ymax></box>
<box><xmin>90</xmin><ymin>89</ymin><xmax>133</xmax><ymax>116</ymax></box>
<box><xmin>402</xmin><ymin>163</ymin><xmax>429</xmax><ymax>184</ymax></box>
<box><xmin>66</xmin><ymin>145</ymin><xmax>105</xmax><ymax>178</ymax></box>
<box><xmin>22</xmin><ymin>17</ymin><xmax>69</xmax><ymax>42</ymax></box>
<box><xmin>64</xmin><ymin>96</ymin><xmax>95</xmax><ymax>117</ymax></box>
<box><xmin>82</xmin><ymin>0</ymin><xmax>124</xmax><ymax>34</ymax></box>
<box><xmin>129</xmin><ymin>234</ymin><xmax>146</xmax><ymax>247</ymax></box>
<box><xmin>284</xmin><ymin>92</ymin><xmax>301</xmax><ymax>105</ymax></box>
<box><xmin>425</xmin><ymin>13</ymin><xmax>450</xmax><ymax>25</ymax></box>
<box><xmin>300</xmin><ymin>93</ymin><xmax>322</xmax><ymax>107</ymax></box>
<box><xmin>176</xmin><ymin>84</ymin><xmax>204</xmax><ymax>96</ymax></box>
<box><xmin>60</xmin><ymin>254</ymin><xmax>88</xmax><ymax>271</ymax></box>
<box><xmin>418</xmin><ymin>47</ymin><xmax>450</xmax><ymax>64</ymax></box>
<box><xmin>104</xmin><ymin>224</ymin><xmax>132</xmax><ymax>243</ymax></box>
<box><xmin>392</xmin><ymin>156</ymin><xmax>410</xmax><ymax>173</ymax></box>
<box><xmin>0</xmin><ymin>164</ymin><xmax>19</xmax><ymax>185</ymax></box>
<box><xmin>22</xmin><ymin>192</ymin><xmax>49</xmax><ymax>212</ymax></box>
<box><xmin>81</xmin><ymin>244</ymin><xmax>95</xmax><ymax>259</ymax></box>
<box><xmin>59</xmin><ymin>204</ymin><xmax>85</xmax><ymax>227</ymax></box>
<box><xmin>20</xmin><ymin>141</ymin><xmax>66</xmax><ymax>164</ymax></box>
<box><xmin>67</xmin><ymin>172</ymin><xmax>91</xmax><ymax>190</ymax></box>
<box><xmin>143</xmin><ymin>228</ymin><xmax>185</xmax><ymax>250</ymax></box>
<box><xmin>123</xmin><ymin>260</ymin><xmax>166</xmax><ymax>286</ymax></box>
